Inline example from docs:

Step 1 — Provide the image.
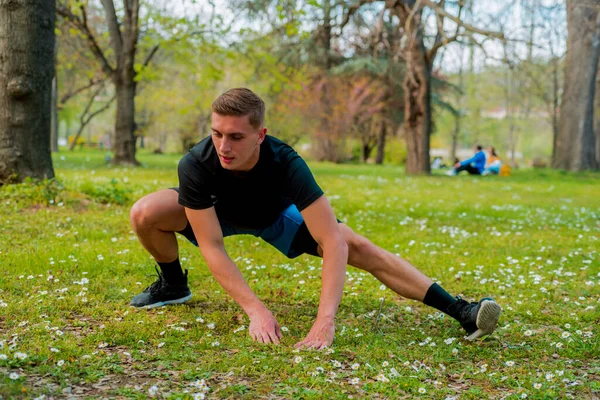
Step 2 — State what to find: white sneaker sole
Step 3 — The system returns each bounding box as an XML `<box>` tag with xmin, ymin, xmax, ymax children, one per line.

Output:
<box><xmin>137</xmin><ymin>294</ymin><xmax>193</xmax><ymax>309</ymax></box>
<box><xmin>466</xmin><ymin>300</ymin><xmax>502</xmax><ymax>340</ymax></box>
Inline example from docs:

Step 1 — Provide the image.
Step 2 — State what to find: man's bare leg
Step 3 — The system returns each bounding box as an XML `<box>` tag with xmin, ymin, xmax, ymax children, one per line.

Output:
<box><xmin>319</xmin><ymin>224</ymin><xmax>501</xmax><ymax>339</ymax></box>
<box><xmin>338</xmin><ymin>225</ymin><xmax>432</xmax><ymax>301</ymax></box>
<box><xmin>130</xmin><ymin>189</ymin><xmax>188</xmax><ymax>263</ymax></box>
<box><xmin>129</xmin><ymin>189</ymin><xmax>192</xmax><ymax>308</ymax></box>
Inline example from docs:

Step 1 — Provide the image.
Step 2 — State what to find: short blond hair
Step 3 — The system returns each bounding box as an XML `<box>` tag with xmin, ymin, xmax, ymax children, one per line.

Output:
<box><xmin>212</xmin><ymin>88</ymin><xmax>265</xmax><ymax>129</ymax></box>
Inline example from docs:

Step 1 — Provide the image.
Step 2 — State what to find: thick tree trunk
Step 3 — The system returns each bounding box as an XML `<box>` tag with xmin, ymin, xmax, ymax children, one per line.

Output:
<box><xmin>375</xmin><ymin>122</ymin><xmax>386</xmax><ymax>164</ymax></box>
<box><xmin>111</xmin><ymin>77</ymin><xmax>139</xmax><ymax>165</ymax></box>
<box><xmin>553</xmin><ymin>1</ymin><xmax>599</xmax><ymax>171</ymax></box>
<box><xmin>403</xmin><ymin>34</ymin><xmax>431</xmax><ymax>175</ymax></box>
<box><xmin>0</xmin><ymin>0</ymin><xmax>55</xmax><ymax>183</ymax></box>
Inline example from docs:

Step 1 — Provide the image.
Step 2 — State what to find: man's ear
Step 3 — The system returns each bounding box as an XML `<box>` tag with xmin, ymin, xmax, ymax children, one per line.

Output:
<box><xmin>257</xmin><ymin>127</ymin><xmax>267</xmax><ymax>145</ymax></box>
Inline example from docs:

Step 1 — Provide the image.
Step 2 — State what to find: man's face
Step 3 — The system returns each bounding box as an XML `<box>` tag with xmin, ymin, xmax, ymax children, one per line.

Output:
<box><xmin>211</xmin><ymin>112</ymin><xmax>267</xmax><ymax>171</ymax></box>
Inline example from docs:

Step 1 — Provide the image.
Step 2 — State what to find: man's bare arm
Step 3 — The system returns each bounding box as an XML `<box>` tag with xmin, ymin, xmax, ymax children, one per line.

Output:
<box><xmin>185</xmin><ymin>207</ymin><xmax>282</xmax><ymax>344</ymax></box>
<box><xmin>295</xmin><ymin>196</ymin><xmax>348</xmax><ymax>349</ymax></box>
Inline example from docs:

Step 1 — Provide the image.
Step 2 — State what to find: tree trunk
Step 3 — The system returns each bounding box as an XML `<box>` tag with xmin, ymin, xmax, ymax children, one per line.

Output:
<box><xmin>594</xmin><ymin>69</ymin><xmax>600</xmax><ymax>165</ymax></box>
<box><xmin>577</xmin><ymin>12</ymin><xmax>600</xmax><ymax>170</ymax></box>
<box><xmin>361</xmin><ymin>142</ymin><xmax>371</xmax><ymax>162</ymax></box>
<box><xmin>50</xmin><ymin>75</ymin><xmax>59</xmax><ymax>152</ymax></box>
<box><xmin>375</xmin><ymin>122</ymin><xmax>386</xmax><ymax>164</ymax></box>
<box><xmin>314</xmin><ymin>0</ymin><xmax>341</xmax><ymax>163</ymax></box>
<box><xmin>111</xmin><ymin>78</ymin><xmax>139</xmax><ymax>165</ymax></box>
<box><xmin>50</xmin><ymin>40</ymin><xmax>59</xmax><ymax>153</ymax></box>
<box><xmin>553</xmin><ymin>1</ymin><xmax>599</xmax><ymax>171</ymax></box>
<box><xmin>551</xmin><ymin>55</ymin><xmax>560</xmax><ymax>163</ymax></box>
<box><xmin>403</xmin><ymin>31</ymin><xmax>431</xmax><ymax>175</ymax></box>
<box><xmin>451</xmin><ymin>114</ymin><xmax>459</xmax><ymax>163</ymax></box>
<box><xmin>0</xmin><ymin>0</ymin><xmax>55</xmax><ymax>183</ymax></box>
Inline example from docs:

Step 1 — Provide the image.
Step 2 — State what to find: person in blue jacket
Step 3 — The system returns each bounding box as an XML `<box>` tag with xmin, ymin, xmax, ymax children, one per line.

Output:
<box><xmin>449</xmin><ymin>145</ymin><xmax>487</xmax><ymax>175</ymax></box>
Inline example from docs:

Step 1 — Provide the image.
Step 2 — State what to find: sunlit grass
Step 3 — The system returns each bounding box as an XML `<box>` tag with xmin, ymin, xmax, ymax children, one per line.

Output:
<box><xmin>1</xmin><ymin>148</ymin><xmax>598</xmax><ymax>399</ymax></box>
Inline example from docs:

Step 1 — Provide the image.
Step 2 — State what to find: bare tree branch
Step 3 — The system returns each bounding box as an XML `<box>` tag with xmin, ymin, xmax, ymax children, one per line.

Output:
<box><xmin>57</xmin><ymin>3</ymin><xmax>115</xmax><ymax>75</ymax></box>
<box><xmin>69</xmin><ymin>83</ymin><xmax>116</xmax><ymax>150</ymax></box>
<box><xmin>100</xmin><ymin>0</ymin><xmax>123</xmax><ymax>66</ymax></box>
<box><xmin>142</xmin><ymin>44</ymin><xmax>160</xmax><ymax>68</ymax></box>
<box><xmin>421</xmin><ymin>0</ymin><xmax>505</xmax><ymax>40</ymax></box>
<box><xmin>340</xmin><ymin>0</ymin><xmax>379</xmax><ymax>30</ymax></box>
<box><xmin>428</xmin><ymin>34</ymin><xmax>460</xmax><ymax>60</ymax></box>
<box><xmin>60</xmin><ymin>77</ymin><xmax>107</xmax><ymax>106</ymax></box>
<box><xmin>131</xmin><ymin>0</ymin><xmax>141</xmax><ymax>52</ymax></box>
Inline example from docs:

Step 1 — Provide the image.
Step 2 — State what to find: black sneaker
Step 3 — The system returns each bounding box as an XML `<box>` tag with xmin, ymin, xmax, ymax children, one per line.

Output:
<box><xmin>447</xmin><ymin>297</ymin><xmax>502</xmax><ymax>340</ymax></box>
<box><xmin>130</xmin><ymin>267</ymin><xmax>192</xmax><ymax>308</ymax></box>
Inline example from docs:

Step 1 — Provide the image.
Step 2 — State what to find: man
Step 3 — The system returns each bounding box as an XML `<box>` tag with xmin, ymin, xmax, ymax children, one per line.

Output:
<box><xmin>129</xmin><ymin>88</ymin><xmax>501</xmax><ymax>349</ymax></box>
<box><xmin>449</xmin><ymin>145</ymin><xmax>487</xmax><ymax>175</ymax></box>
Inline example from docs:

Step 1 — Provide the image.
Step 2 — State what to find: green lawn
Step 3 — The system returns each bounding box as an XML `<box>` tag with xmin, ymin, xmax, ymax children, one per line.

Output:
<box><xmin>1</xmin><ymin>149</ymin><xmax>598</xmax><ymax>399</ymax></box>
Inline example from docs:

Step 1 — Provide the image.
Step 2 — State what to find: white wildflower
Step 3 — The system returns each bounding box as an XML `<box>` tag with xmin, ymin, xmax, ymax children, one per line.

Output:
<box><xmin>148</xmin><ymin>385</ymin><xmax>159</xmax><ymax>396</ymax></box>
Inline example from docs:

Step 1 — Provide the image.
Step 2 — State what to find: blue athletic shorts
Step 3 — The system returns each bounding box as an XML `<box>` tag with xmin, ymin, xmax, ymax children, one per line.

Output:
<box><xmin>172</xmin><ymin>188</ymin><xmax>320</xmax><ymax>258</ymax></box>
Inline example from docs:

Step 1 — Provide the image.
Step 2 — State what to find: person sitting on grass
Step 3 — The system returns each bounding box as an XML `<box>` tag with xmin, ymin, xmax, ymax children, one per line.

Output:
<box><xmin>129</xmin><ymin>88</ymin><xmax>502</xmax><ymax>349</ymax></box>
<box><xmin>448</xmin><ymin>145</ymin><xmax>487</xmax><ymax>175</ymax></box>
<box><xmin>482</xmin><ymin>146</ymin><xmax>502</xmax><ymax>176</ymax></box>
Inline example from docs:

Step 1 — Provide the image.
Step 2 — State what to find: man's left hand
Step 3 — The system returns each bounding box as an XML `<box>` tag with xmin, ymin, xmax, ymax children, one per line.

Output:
<box><xmin>294</xmin><ymin>317</ymin><xmax>335</xmax><ymax>349</ymax></box>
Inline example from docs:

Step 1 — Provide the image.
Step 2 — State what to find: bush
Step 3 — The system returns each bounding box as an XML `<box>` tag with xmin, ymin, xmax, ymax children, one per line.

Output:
<box><xmin>0</xmin><ymin>178</ymin><xmax>66</xmax><ymax>207</ymax></box>
<box><xmin>78</xmin><ymin>179</ymin><xmax>132</xmax><ymax>205</ymax></box>
<box><xmin>383</xmin><ymin>138</ymin><xmax>407</xmax><ymax>165</ymax></box>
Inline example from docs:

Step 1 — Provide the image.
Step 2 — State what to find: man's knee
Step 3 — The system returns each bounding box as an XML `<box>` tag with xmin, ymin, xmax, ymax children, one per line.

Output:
<box><xmin>342</xmin><ymin>227</ymin><xmax>377</xmax><ymax>265</ymax></box>
<box><xmin>130</xmin><ymin>197</ymin><xmax>155</xmax><ymax>232</ymax></box>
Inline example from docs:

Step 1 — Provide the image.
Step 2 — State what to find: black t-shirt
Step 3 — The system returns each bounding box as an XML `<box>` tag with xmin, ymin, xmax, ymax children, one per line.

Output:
<box><xmin>177</xmin><ymin>135</ymin><xmax>324</xmax><ymax>229</ymax></box>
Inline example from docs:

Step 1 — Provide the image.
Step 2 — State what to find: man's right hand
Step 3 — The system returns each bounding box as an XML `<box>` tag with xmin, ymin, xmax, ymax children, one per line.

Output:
<box><xmin>248</xmin><ymin>307</ymin><xmax>283</xmax><ymax>344</ymax></box>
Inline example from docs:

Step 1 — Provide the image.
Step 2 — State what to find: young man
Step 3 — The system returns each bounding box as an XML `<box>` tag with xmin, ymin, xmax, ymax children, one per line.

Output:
<box><xmin>129</xmin><ymin>88</ymin><xmax>501</xmax><ymax>349</ymax></box>
<box><xmin>448</xmin><ymin>145</ymin><xmax>487</xmax><ymax>175</ymax></box>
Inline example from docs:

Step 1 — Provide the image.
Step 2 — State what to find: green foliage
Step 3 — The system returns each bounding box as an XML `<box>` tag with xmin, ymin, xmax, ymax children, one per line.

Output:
<box><xmin>383</xmin><ymin>137</ymin><xmax>407</xmax><ymax>165</ymax></box>
<box><xmin>77</xmin><ymin>178</ymin><xmax>132</xmax><ymax>205</ymax></box>
<box><xmin>0</xmin><ymin>178</ymin><xmax>66</xmax><ymax>208</ymax></box>
<box><xmin>330</xmin><ymin>57</ymin><xmax>388</xmax><ymax>77</ymax></box>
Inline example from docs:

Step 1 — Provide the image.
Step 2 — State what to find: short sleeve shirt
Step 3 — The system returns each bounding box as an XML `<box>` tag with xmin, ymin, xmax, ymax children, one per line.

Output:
<box><xmin>177</xmin><ymin>135</ymin><xmax>324</xmax><ymax>229</ymax></box>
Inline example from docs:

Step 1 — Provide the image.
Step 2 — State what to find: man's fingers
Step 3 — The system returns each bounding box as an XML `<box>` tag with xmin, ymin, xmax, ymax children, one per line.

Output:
<box><xmin>276</xmin><ymin>324</ymin><xmax>283</xmax><ymax>339</ymax></box>
<box><xmin>260</xmin><ymin>332</ymin><xmax>270</xmax><ymax>344</ymax></box>
<box><xmin>267</xmin><ymin>330</ymin><xmax>280</xmax><ymax>345</ymax></box>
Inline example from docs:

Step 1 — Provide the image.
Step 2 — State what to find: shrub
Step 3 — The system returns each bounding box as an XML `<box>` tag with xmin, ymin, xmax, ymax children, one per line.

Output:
<box><xmin>78</xmin><ymin>179</ymin><xmax>132</xmax><ymax>205</ymax></box>
<box><xmin>0</xmin><ymin>178</ymin><xmax>66</xmax><ymax>207</ymax></box>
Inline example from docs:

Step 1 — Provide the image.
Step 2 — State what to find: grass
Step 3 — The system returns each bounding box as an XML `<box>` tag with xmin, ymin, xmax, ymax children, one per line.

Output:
<box><xmin>1</xmin><ymin>148</ymin><xmax>598</xmax><ymax>399</ymax></box>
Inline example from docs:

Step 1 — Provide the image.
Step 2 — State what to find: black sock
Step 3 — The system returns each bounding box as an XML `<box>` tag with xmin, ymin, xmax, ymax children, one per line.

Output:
<box><xmin>423</xmin><ymin>283</ymin><xmax>457</xmax><ymax>316</ymax></box>
<box><xmin>157</xmin><ymin>258</ymin><xmax>185</xmax><ymax>284</ymax></box>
